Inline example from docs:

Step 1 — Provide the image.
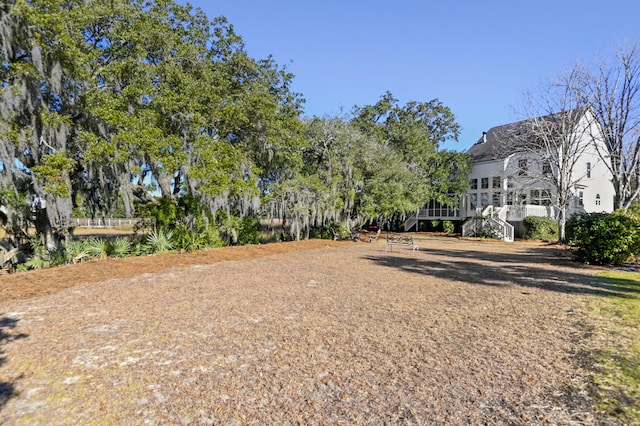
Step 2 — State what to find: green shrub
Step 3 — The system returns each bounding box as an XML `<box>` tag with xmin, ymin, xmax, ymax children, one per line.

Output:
<box><xmin>237</xmin><ymin>215</ymin><xmax>260</xmax><ymax>245</ymax></box>
<box><xmin>523</xmin><ymin>216</ymin><xmax>558</xmax><ymax>241</ymax></box>
<box><xmin>442</xmin><ymin>220</ymin><xmax>455</xmax><ymax>234</ymax></box>
<box><xmin>144</xmin><ymin>229</ymin><xmax>175</xmax><ymax>254</ymax></box>
<box><xmin>140</xmin><ymin>194</ymin><xmax>229</xmax><ymax>250</ymax></box>
<box><xmin>83</xmin><ymin>236</ymin><xmax>110</xmax><ymax>259</ymax></box>
<box><xmin>217</xmin><ymin>211</ymin><xmax>260</xmax><ymax>245</ymax></box>
<box><xmin>566</xmin><ymin>212</ymin><xmax>640</xmax><ymax>265</ymax></box>
<box><xmin>109</xmin><ymin>237</ymin><xmax>132</xmax><ymax>258</ymax></box>
<box><xmin>310</xmin><ymin>223</ymin><xmax>336</xmax><ymax>240</ymax></box>
<box><xmin>63</xmin><ymin>239</ymin><xmax>90</xmax><ymax>263</ymax></box>
<box><xmin>619</xmin><ymin>203</ymin><xmax>640</xmax><ymax>223</ymax></box>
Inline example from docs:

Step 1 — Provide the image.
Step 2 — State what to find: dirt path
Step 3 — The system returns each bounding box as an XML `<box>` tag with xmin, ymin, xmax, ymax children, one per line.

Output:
<box><xmin>0</xmin><ymin>237</ymin><xmax>611</xmax><ymax>424</ymax></box>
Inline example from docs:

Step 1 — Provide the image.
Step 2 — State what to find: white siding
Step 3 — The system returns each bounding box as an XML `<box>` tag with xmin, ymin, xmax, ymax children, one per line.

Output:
<box><xmin>460</xmin><ymin>113</ymin><xmax>614</xmax><ymax>220</ymax></box>
<box><xmin>464</xmin><ymin>158</ymin><xmax>505</xmax><ymax>217</ymax></box>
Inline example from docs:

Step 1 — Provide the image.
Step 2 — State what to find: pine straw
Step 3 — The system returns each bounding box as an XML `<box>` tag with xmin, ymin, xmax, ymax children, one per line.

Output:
<box><xmin>0</xmin><ymin>236</ymin><xmax>619</xmax><ymax>424</ymax></box>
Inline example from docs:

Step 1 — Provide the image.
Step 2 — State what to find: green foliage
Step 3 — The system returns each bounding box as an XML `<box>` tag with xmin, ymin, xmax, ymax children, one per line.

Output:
<box><xmin>309</xmin><ymin>223</ymin><xmax>339</xmax><ymax>240</ymax></box>
<box><xmin>83</xmin><ymin>237</ymin><xmax>110</xmax><ymax>259</ymax></box>
<box><xmin>144</xmin><ymin>229</ymin><xmax>175</xmax><ymax>254</ymax></box>
<box><xmin>442</xmin><ymin>220</ymin><xmax>455</xmax><ymax>234</ymax></box>
<box><xmin>109</xmin><ymin>237</ymin><xmax>132</xmax><ymax>258</ymax></box>
<box><xmin>143</xmin><ymin>198</ymin><xmax>180</xmax><ymax>231</ymax></box>
<box><xmin>1</xmin><ymin>0</ymin><xmax>302</xmax><ymax>251</ymax></box>
<box><xmin>141</xmin><ymin>195</ymin><xmax>224</xmax><ymax>251</ymax></box>
<box><xmin>190</xmin><ymin>138</ymin><xmax>259</xmax><ymax>200</ymax></box>
<box><xmin>63</xmin><ymin>240</ymin><xmax>90</xmax><ymax>264</ymax></box>
<box><xmin>267</xmin><ymin>104</ymin><xmax>469</xmax><ymax>240</ymax></box>
<box><xmin>617</xmin><ymin>204</ymin><xmax>640</xmax><ymax>224</ymax></box>
<box><xmin>350</xmin><ymin>93</ymin><xmax>471</xmax><ymax>222</ymax></box>
<box><xmin>17</xmin><ymin>237</ymin><xmax>62</xmax><ymax>270</ymax></box>
<box><xmin>18</xmin><ymin>257</ymin><xmax>48</xmax><ymax>271</ymax></box>
<box><xmin>171</xmin><ymin>218</ymin><xmax>223</xmax><ymax>252</ymax></box>
<box><xmin>217</xmin><ymin>211</ymin><xmax>260</xmax><ymax>245</ymax></box>
<box><xmin>238</xmin><ymin>215</ymin><xmax>260</xmax><ymax>245</ymax></box>
<box><xmin>523</xmin><ymin>216</ymin><xmax>559</xmax><ymax>241</ymax></box>
<box><xmin>2</xmin><ymin>0</ymin><xmax>472</xmax><ymax>252</ymax></box>
<box><xmin>425</xmin><ymin>220</ymin><xmax>455</xmax><ymax>233</ymax></box>
<box><xmin>566</xmin><ymin>212</ymin><xmax>640</xmax><ymax>265</ymax></box>
<box><xmin>31</xmin><ymin>152</ymin><xmax>75</xmax><ymax>198</ymax></box>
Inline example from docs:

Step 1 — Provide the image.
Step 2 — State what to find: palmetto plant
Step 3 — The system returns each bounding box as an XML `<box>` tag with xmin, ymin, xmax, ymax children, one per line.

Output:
<box><xmin>83</xmin><ymin>237</ymin><xmax>110</xmax><ymax>259</ymax></box>
<box><xmin>145</xmin><ymin>229</ymin><xmax>175</xmax><ymax>254</ymax></box>
<box><xmin>18</xmin><ymin>237</ymin><xmax>50</xmax><ymax>271</ymax></box>
<box><xmin>109</xmin><ymin>237</ymin><xmax>132</xmax><ymax>258</ymax></box>
<box><xmin>63</xmin><ymin>240</ymin><xmax>90</xmax><ymax>264</ymax></box>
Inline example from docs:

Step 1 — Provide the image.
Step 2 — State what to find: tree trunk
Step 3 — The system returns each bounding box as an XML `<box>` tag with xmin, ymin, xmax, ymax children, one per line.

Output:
<box><xmin>558</xmin><ymin>207</ymin><xmax>567</xmax><ymax>244</ymax></box>
<box><xmin>33</xmin><ymin>210</ymin><xmax>60</xmax><ymax>252</ymax></box>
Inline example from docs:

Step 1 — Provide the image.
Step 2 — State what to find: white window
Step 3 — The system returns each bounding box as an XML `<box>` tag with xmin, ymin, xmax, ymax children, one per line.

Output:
<box><xmin>492</xmin><ymin>176</ymin><xmax>501</xmax><ymax>189</ymax></box>
<box><xmin>542</xmin><ymin>159</ymin><xmax>552</xmax><ymax>175</ymax></box>
<box><xmin>506</xmin><ymin>192</ymin><xmax>515</xmax><ymax>206</ymax></box>
<box><xmin>529</xmin><ymin>189</ymin><xmax>552</xmax><ymax>206</ymax></box>
<box><xmin>595</xmin><ymin>194</ymin><xmax>601</xmax><ymax>206</ymax></box>
<box><xmin>492</xmin><ymin>192</ymin><xmax>502</xmax><ymax>207</ymax></box>
<box><xmin>531</xmin><ymin>189</ymin><xmax>539</xmax><ymax>205</ymax></box>
<box><xmin>481</xmin><ymin>192</ymin><xmax>489</xmax><ymax>207</ymax></box>
<box><xmin>470</xmin><ymin>178</ymin><xmax>478</xmax><ymax>190</ymax></box>
<box><xmin>481</xmin><ymin>177</ymin><xmax>489</xmax><ymax>189</ymax></box>
<box><xmin>586</xmin><ymin>162</ymin><xmax>591</xmax><ymax>178</ymax></box>
<box><xmin>469</xmin><ymin>193</ymin><xmax>477</xmax><ymax>210</ymax></box>
<box><xmin>519</xmin><ymin>193</ymin><xmax>527</xmax><ymax>205</ymax></box>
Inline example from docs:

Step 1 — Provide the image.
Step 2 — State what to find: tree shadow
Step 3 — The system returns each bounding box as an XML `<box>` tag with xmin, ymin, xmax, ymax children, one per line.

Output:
<box><xmin>0</xmin><ymin>316</ymin><xmax>27</xmax><ymax>412</ymax></box>
<box><xmin>363</xmin><ymin>245</ymin><xmax>638</xmax><ymax>297</ymax></box>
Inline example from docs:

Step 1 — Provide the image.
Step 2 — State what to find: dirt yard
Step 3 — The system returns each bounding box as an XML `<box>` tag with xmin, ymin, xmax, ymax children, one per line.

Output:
<box><xmin>0</xmin><ymin>235</ymin><xmax>616</xmax><ymax>424</ymax></box>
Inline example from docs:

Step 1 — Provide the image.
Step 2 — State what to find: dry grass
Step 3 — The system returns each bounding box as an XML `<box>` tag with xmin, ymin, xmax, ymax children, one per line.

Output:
<box><xmin>0</xmin><ymin>236</ymin><xmax>623</xmax><ymax>424</ymax></box>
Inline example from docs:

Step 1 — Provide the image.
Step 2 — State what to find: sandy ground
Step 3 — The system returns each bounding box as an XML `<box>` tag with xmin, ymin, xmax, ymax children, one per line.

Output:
<box><xmin>0</xmin><ymin>235</ymin><xmax>615</xmax><ymax>424</ymax></box>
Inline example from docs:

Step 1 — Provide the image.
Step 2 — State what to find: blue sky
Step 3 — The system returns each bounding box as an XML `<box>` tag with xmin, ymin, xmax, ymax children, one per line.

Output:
<box><xmin>184</xmin><ymin>0</ymin><xmax>639</xmax><ymax>151</ymax></box>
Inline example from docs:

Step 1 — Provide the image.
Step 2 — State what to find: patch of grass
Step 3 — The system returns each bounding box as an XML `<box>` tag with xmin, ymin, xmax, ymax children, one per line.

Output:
<box><xmin>590</xmin><ymin>271</ymin><xmax>640</xmax><ymax>423</ymax></box>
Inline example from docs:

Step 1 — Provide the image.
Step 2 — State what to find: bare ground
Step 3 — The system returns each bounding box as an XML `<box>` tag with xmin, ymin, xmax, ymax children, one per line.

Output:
<box><xmin>0</xmin><ymin>235</ymin><xmax>618</xmax><ymax>424</ymax></box>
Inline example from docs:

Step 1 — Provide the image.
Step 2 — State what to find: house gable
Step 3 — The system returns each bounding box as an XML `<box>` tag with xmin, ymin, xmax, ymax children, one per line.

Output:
<box><xmin>463</xmin><ymin>110</ymin><xmax>614</xmax><ymax>218</ymax></box>
<box><xmin>404</xmin><ymin>110</ymin><xmax>615</xmax><ymax>234</ymax></box>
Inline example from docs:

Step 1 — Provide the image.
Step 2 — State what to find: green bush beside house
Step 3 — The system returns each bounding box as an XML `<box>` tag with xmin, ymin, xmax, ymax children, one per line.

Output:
<box><xmin>566</xmin><ymin>211</ymin><xmax>640</xmax><ymax>266</ymax></box>
<box><xmin>523</xmin><ymin>216</ymin><xmax>559</xmax><ymax>241</ymax></box>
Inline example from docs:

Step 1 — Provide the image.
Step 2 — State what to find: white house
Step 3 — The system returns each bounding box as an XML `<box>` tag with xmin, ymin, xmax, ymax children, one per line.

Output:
<box><xmin>404</xmin><ymin>110</ymin><xmax>615</xmax><ymax>240</ymax></box>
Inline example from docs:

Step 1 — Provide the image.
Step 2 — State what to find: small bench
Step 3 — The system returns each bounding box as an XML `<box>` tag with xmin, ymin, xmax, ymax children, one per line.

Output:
<box><xmin>386</xmin><ymin>233</ymin><xmax>419</xmax><ymax>251</ymax></box>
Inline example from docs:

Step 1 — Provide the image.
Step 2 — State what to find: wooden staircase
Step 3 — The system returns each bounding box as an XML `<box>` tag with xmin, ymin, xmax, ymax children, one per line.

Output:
<box><xmin>462</xmin><ymin>206</ymin><xmax>514</xmax><ymax>242</ymax></box>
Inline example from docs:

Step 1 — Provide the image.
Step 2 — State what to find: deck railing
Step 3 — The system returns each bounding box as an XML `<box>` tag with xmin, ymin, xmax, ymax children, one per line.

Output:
<box><xmin>462</xmin><ymin>217</ymin><xmax>514</xmax><ymax>242</ymax></box>
<box><xmin>71</xmin><ymin>218</ymin><xmax>139</xmax><ymax>228</ymax></box>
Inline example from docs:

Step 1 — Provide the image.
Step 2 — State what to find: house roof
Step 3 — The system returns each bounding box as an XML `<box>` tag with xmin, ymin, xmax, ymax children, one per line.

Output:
<box><xmin>466</xmin><ymin>121</ymin><xmax>528</xmax><ymax>162</ymax></box>
<box><xmin>467</xmin><ymin>110</ymin><xmax>584</xmax><ymax>162</ymax></box>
